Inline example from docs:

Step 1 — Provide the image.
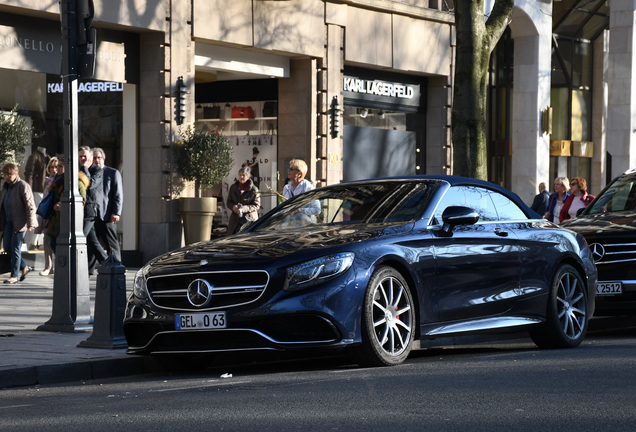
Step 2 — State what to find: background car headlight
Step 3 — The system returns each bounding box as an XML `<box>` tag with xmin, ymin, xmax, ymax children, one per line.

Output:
<box><xmin>285</xmin><ymin>252</ymin><xmax>354</xmax><ymax>291</ymax></box>
<box><xmin>132</xmin><ymin>265</ymin><xmax>151</xmax><ymax>299</ymax></box>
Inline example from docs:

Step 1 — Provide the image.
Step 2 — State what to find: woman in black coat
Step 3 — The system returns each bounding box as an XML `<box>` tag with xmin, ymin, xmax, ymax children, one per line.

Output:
<box><xmin>226</xmin><ymin>166</ymin><xmax>260</xmax><ymax>235</ymax></box>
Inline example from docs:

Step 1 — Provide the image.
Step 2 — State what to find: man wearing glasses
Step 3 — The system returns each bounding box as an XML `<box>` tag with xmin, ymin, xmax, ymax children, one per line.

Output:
<box><xmin>282</xmin><ymin>159</ymin><xmax>320</xmax><ymax>224</ymax></box>
<box><xmin>283</xmin><ymin>159</ymin><xmax>313</xmax><ymax>200</ymax></box>
<box><xmin>89</xmin><ymin>147</ymin><xmax>123</xmax><ymax>272</ymax></box>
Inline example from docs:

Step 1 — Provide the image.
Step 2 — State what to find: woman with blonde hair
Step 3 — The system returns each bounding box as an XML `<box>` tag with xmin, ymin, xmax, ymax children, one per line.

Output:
<box><xmin>38</xmin><ymin>157</ymin><xmax>59</xmax><ymax>276</ymax></box>
<box><xmin>45</xmin><ymin>158</ymin><xmax>90</xmax><ymax>253</ymax></box>
<box><xmin>544</xmin><ymin>176</ymin><xmax>570</xmax><ymax>223</ymax></box>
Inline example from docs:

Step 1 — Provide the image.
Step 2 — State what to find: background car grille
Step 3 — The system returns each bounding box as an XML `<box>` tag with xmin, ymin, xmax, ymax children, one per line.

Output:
<box><xmin>146</xmin><ymin>271</ymin><xmax>269</xmax><ymax>311</ymax></box>
<box><xmin>593</xmin><ymin>242</ymin><xmax>636</xmax><ymax>265</ymax></box>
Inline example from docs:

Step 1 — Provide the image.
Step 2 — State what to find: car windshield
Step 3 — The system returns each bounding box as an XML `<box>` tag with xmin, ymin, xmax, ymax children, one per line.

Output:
<box><xmin>251</xmin><ymin>181</ymin><xmax>434</xmax><ymax>231</ymax></box>
<box><xmin>587</xmin><ymin>173</ymin><xmax>636</xmax><ymax>215</ymax></box>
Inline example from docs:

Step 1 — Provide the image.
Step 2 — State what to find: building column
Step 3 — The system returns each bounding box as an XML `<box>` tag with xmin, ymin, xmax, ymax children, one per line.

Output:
<box><xmin>324</xmin><ymin>23</ymin><xmax>345</xmax><ymax>186</ymax></box>
<box><xmin>591</xmin><ymin>32</ymin><xmax>608</xmax><ymax>193</ymax></box>
<box><xmin>607</xmin><ymin>0</ymin><xmax>636</xmax><ymax>178</ymax></box>
<box><xmin>278</xmin><ymin>59</ymin><xmax>317</xmax><ymax>187</ymax></box>
<box><xmin>426</xmin><ymin>76</ymin><xmax>452</xmax><ymax>174</ymax></box>
<box><xmin>138</xmin><ymin>0</ymin><xmax>193</xmax><ymax>261</ymax></box>
<box><xmin>509</xmin><ymin>2</ymin><xmax>552</xmax><ymax>205</ymax></box>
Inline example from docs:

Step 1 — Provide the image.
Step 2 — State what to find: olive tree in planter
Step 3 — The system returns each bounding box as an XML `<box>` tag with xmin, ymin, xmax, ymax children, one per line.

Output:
<box><xmin>173</xmin><ymin>125</ymin><xmax>233</xmax><ymax>244</ymax></box>
<box><xmin>0</xmin><ymin>105</ymin><xmax>35</xmax><ymax>165</ymax></box>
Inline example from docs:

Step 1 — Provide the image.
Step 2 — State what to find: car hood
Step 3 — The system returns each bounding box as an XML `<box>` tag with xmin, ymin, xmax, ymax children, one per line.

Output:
<box><xmin>147</xmin><ymin>224</ymin><xmax>412</xmax><ymax>270</ymax></box>
<box><xmin>560</xmin><ymin>212</ymin><xmax>636</xmax><ymax>236</ymax></box>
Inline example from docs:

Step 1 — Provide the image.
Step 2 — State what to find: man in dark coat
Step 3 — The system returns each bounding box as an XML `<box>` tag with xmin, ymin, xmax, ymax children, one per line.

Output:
<box><xmin>89</xmin><ymin>147</ymin><xmax>123</xmax><ymax>272</ymax></box>
<box><xmin>530</xmin><ymin>182</ymin><xmax>550</xmax><ymax>215</ymax></box>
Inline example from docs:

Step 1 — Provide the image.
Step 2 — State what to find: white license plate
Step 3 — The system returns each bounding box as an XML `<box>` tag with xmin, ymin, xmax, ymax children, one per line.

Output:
<box><xmin>175</xmin><ymin>312</ymin><xmax>226</xmax><ymax>330</ymax></box>
<box><xmin>596</xmin><ymin>282</ymin><xmax>623</xmax><ymax>296</ymax></box>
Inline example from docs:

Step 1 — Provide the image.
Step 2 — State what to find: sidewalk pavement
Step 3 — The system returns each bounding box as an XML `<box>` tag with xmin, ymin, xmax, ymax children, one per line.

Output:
<box><xmin>0</xmin><ymin>250</ymin><xmax>160</xmax><ymax>389</ymax></box>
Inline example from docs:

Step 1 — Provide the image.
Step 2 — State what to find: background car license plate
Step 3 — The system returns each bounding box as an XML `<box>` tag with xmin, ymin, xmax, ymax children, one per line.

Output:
<box><xmin>596</xmin><ymin>282</ymin><xmax>622</xmax><ymax>295</ymax></box>
<box><xmin>175</xmin><ymin>312</ymin><xmax>226</xmax><ymax>330</ymax></box>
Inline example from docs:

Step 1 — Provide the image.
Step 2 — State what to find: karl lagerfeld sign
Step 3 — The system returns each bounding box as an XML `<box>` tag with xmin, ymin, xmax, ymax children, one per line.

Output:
<box><xmin>343</xmin><ymin>74</ymin><xmax>421</xmax><ymax>110</ymax></box>
<box><xmin>344</xmin><ymin>76</ymin><xmax>415</xmax><ymax>99</ymax></box>
<box><xmin>47</xmin><ymin>81</ymin><xmax>124</xmax><ymax>93</ymax></box>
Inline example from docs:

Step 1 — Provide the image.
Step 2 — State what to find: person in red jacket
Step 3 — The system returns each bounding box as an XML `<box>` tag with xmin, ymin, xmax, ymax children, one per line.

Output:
<box><xmin>559</xmin><ymin>176</ymin><xmax>595</xmax><ymax>222</ymax></box>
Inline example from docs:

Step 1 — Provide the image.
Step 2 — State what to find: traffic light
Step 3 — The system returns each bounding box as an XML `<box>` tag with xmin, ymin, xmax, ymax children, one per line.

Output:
<box><xmin>176</xmin><ymin>76</ymin><xmax>189</xmax><ymax>125</ymax></box>
<box><xmin>76</xmin><ymin>0</ymin><xmax>96</xmax><ymax>78</ymax></box>
<box><xmin>330</xmin><ymin>96</ymin><xmax>341</xmax><ymax>138</ymax></box>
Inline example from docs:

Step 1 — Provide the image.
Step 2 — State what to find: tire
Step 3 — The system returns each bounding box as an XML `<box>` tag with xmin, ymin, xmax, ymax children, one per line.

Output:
<box><xmin>353</xmin><ymin>266</ymin><xmax>415</xmax><ymax>367</ymax></box>
<box><xmin>530</xmin><ymin>264</ymin><xmax>588</xmax><ymax>349</ymax></box>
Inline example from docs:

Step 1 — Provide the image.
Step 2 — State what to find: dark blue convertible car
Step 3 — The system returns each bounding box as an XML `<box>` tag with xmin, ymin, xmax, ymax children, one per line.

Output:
<box><xmin>124</xmin><ymin>176</ymin><xmax>597</xmax><ymax>367</ymax></box>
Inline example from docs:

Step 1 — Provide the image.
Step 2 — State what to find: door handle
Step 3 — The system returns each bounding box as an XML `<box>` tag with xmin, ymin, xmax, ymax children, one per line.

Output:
<box><xmin>494</xmin><ymin>228</ymin><xmax>508</xmax><ymax>237</ymax></box>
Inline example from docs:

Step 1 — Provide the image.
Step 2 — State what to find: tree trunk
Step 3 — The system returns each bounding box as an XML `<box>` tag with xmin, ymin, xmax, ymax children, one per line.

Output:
<box><xmin>451</xmin><ymin>0</ymin><xmax>514</xmax><ymax>180</ymax></box>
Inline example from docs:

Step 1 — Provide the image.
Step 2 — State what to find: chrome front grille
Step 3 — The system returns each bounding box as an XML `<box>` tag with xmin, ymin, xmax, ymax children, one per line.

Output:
<box><xmin>591</xmin><ymin>242</ymin><xmax>636</xmax><ymax>265</ymax></box>
<box><xmin>146</xmin><ymin>270</ymin><xmax>269</xmax><ymax>311</ymax></box>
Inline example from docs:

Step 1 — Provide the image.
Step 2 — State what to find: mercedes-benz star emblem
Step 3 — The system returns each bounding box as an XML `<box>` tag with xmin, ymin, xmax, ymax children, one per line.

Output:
<box><xmin>589</xmin><ymin>243</ymin><xmax>605</xmax><ymax>262</ymax></box>
<box><xmin>187</xmin><ymin>279</ymin><xmax>214</xmax><ymax>307</ymax></box>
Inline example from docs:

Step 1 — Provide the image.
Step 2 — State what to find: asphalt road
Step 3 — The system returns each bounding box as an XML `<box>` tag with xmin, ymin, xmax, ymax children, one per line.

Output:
<box><xmin>1</xmin><ymin>326</ymin><xmax>636</xmax><ymax>432</ymax></box>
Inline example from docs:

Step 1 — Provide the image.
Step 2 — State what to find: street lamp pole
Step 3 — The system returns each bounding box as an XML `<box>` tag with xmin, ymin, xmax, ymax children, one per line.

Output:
<box><xmin>38</xmin><ymin>0</ymin><xmax>91</xmax><ymax>332</ymax></box>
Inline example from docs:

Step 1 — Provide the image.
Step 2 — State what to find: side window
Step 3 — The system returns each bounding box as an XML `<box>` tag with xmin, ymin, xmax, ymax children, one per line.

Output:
<box><xmin>589</xmin><ymin>179</ymin><xmax>636</xmax><ymax>213</ymax></box>
<box><xmin>488</xmin><ymin>190</ymin><xmax>528</xmax><ymax>221</ymax></box>
<box><xmin>433</xmin><ymin>186</ymin><xmax>498</xmax><ymax>223</ymax></box>
<box><xmin>463</xmin><ymin>187</ymin><xmax>499</xmax><ymax>221</ymax></box>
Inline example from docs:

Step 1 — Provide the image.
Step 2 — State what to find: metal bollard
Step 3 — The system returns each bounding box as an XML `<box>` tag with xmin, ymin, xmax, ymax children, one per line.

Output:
<box><xmin>78</xmin><ymin>255</ymin><xmax>128</xmax><ymax>349</ymax></box>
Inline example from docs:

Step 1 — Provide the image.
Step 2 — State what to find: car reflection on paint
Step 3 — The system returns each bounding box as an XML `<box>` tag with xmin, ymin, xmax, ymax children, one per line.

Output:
<box><xmin>561</xmin><ymin>168</ymin><xmax>636</xmax><ymax>315</ymax></box>
<box><xmin>124</xmin><ymin>175</ymin><xmax>597</xmax><ymax>367</ymax></box>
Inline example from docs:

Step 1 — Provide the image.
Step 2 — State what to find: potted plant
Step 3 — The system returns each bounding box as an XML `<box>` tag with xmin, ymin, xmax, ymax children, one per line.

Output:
<box><xmin>173</xmin><ymin>125</ymin><xmax>233</xmax><ymax>244</ymax></box>
<box><xmin>0</xmin><ymin>105</ymin><xmax>36</xmax><ymax>165</ymax></box>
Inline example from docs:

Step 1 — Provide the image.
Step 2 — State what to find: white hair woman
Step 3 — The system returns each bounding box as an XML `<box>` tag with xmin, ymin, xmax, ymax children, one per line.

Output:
<box><xmin>282</xmin><ymin>159</ymin><xmax>314</xmax><ymax>200</ymax></box>
<box><xmin>280</xmin><ymin>159</ymin><xmax>320</xmax><ymax>225</ymax></box>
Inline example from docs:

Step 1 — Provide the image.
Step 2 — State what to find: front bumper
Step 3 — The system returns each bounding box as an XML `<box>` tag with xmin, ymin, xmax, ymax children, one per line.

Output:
<box><xmin>123</xmin><ymin>267</ymin><xmax>364</xmax><ymax>355</ymax></box>
<box><xmin>123</xmin><ymin>312</ymin><xmax>348</xmax><ymax>355</ymax></box>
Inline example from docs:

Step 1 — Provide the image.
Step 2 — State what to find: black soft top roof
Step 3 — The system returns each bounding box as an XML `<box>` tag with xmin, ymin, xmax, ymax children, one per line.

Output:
<box><xmin>340</xmin><ymin>175</ymin><xmax>541</xmax><ymax>219</ymax></box>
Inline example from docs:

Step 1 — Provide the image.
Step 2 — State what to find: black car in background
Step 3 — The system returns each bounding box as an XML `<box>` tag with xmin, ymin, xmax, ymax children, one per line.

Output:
<box><xmin>125</xmin><ymin>176</ymin><xmax>597</xmax><ymax>367</ymax></box>
<box><xmin>561</xmin><ymin>168</ymin><xmax>636</xmax><ymax>315</ymax></box>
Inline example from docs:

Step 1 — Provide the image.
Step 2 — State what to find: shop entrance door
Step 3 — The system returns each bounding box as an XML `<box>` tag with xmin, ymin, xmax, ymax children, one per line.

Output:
<box><xmin>343</xmin><ymin>126</ymin><xmax>416</xmax><ymax>182</ymax></box>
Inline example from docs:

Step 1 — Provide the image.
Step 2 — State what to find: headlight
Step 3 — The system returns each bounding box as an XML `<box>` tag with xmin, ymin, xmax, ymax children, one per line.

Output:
<box><xmin>285</xmin><ymin>252</ymin><xmax>354</xmax><ymax>291</ymax></box>
<box><xmin>133</xmin><ymin>265</ymin><xmax>151</xmax><ymax>299</ymax></box>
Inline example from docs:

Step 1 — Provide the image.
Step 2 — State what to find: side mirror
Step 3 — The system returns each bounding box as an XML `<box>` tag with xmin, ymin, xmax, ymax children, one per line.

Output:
<box><xmin>441</xmin><ymin>206</ymin><xmax>480</xmax><ymax>233</ymax></box>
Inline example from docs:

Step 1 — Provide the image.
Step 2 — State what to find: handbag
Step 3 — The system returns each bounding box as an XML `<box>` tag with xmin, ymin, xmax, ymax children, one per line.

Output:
<box><xmin>203</xmin><ymin>106</ymin><xmax>220</xmax><ymax>119</ymax></box>
<box><xmin>36</xmin><ymin>192</ymin><xmax>55</xmax><ymax>220</ymax></box>
<box><xmin>262</xmin><ymin>101</ymin><xmax>277</xmax><ymax>117</ymax></box>
<box><xmin>0</xmin><ymin>253</ymin><xmax>11</xmax><ymax>275</ymax></box>
<box><xmin>231</xmin><ymin>106</ymin><xmax>255</xmax><ymax>119</ymax></box>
